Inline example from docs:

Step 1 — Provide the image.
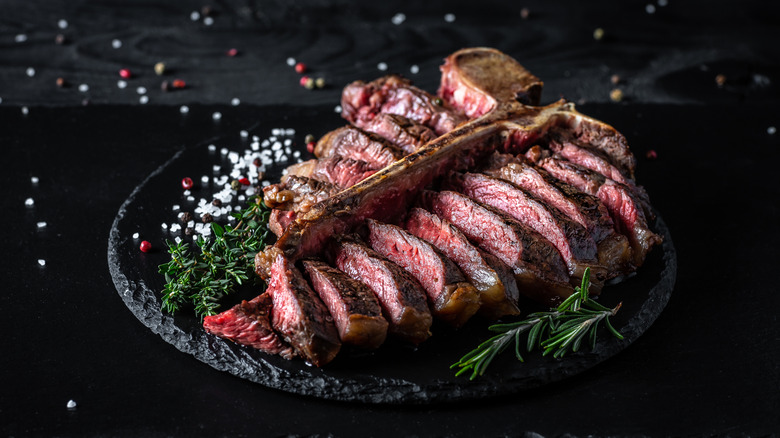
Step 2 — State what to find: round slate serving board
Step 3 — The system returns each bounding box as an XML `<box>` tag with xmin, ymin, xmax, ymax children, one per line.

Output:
<box><xmin>107</xmin><ymin>105</ymin><xmax>676</xmax><ymax>404</ymax></box>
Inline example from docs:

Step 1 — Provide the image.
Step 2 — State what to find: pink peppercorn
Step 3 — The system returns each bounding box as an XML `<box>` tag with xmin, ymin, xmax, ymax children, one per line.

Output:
<box><xmin>294</xmin><ymin>62</ymin><xmax>307</xmax><ymax>74</ymax></box>
<box><xmin>227</xmin><ymin>48</ymin><xmax>238</xmax><ymax>57</ymax></box>
<box><xmin>181</xmin><ymin>177</ymin><xmax>193</xmax><ymax>189</ymax></box>
<box><xmin>172</xmin><ymin>79</ymin><xmax>186</xmax><ymax>89</ymax></box>
<box><xmin>646</xmin><ymin>150</ymin><xmax>658</xmax><ymax>160</ymax></box>
<box><xmin>139</xmin><ymin>240</ymin><xmax>152</xmax><ymax>253</ymax></box>
<box><xmin>119</xmin><ymin>68</ymin><xmax>132</xmax><ymax>79</ymax></box>
<box><xmin>238</xmin><ymin>177</ymin><xmax>250</xmax><ymax>185</ymax></box>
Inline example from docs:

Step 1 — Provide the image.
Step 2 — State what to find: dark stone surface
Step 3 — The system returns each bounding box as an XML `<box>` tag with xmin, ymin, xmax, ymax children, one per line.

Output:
<box><xmin>106</xmin><ymin>105</ymin><xmax>677</xmax><ymax>404</ymax></box>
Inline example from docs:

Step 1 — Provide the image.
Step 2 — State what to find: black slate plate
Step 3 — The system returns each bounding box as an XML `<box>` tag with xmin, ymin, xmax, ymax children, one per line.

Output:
<box><xmin>107</xmin><ymin>105</ymin><xmax>676</xmax><ymax>404</ymax></box>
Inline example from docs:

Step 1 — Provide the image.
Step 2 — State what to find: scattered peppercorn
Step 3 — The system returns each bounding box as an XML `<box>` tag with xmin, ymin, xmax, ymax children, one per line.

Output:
<box><xmin>172</xmin><ymin>79</ymin><xmax>186</xmax><ymax>89</ymax></box>
<box><xmin>139</xmin><ymin>240</ymin><xmax>152</xmax><ymax>253</ymax></box>
<box><xmin>201</xmin><ymin>213</ymin><xmax>213</xmax><ymax>223</ymax></box>
<box><xmin>253</xmin><ymin>157</ymin><xmax>262</xmax><ymax>167</ymax></box>
<box><xmin>257</xmin><ymin>170</ymin><xmax>265</xmax><ymax>180</ymax></box>
<box><xmin>593</xmin><ymin>28</ymin><xmax>605</xmax><ymax>41</ymax></box>
<box><xmin>230</xmin><ymin>180</ymin><xmax>241</xmax><ymax>190</ymax></box>
<box><xmin>154</xmin><ymin>62</ymin><xmax>166</xmax><ymax>75</ymax></box>
<box><xmin>181</xmin><ymin>177</ymin><xmax>194</xmax><ymax>189</ymax></box>
<box><xmin>239</xmin><ymin>177</ymin><xmax>250</xmax><ymax>185</ymax></box>
<box><xmin>56</xmin><ymin>77</ymin><xmax>67</xmax><ymax>88</ymax></box>
<box><xmin>227</xmin><ymin>48</ymin><xmax>238</xmax><ymax>57</ymax></box>
<box><xmin>315</xmin><ymin>77</ymin><xmax>326</xmax><ymax>89</ymax></box>
<box><xmin>715</xmin><ymin>74</ymin><xmax>727</xmax><ymax>87</ymax></box>
<box><xmin>646</xmin><ymin>149</ymin><xmax>658</xmax><ymax>160</ymax></box>
<box><xmin>185</xmin><ymin>227</ymin><xmax>194</xmax><ymax>236</ymax></box>
<box><xmin>609</xmin><ymin>88</ymin><xmax>624</xmax><ymax>102</ymax></box>
<box><xmin>303</xmin><ymin>77</ymin><xmax>315</xmax><ymax>89</ymax></box>
<box><xmin>610</xmin><ymin>74</ymin><xmax>621</xmax><ymax>85</ymax></box>
<box><xmin>211</xmin><ymin>198</ymin><xmax>222</xmax><ymax>207</ymax></box>
<box><xmin>304</xmin><ymin>134</ymin><xmax>315</xmax><ymax>144</ymax></box>
<box><xmin>161</xmin><ymin>80</ymin><xmax>171</xmax><ymax>92</ymax></box>
<box><xmin>55</xmin><ymin>34</ymin><xmax>67</xmax><ymax>45</ymax></box>
<box><xmin>180</xmin><ymin>211</ymin><xmax>194</xmax><ymax>223</ymax></box>
<box><xmin>201</xmin><ymin>5</ymin><xmax>213</xmax><ymax>16</ymax></box>
<box><xmin>119</xmin><ymin>68</ymin><xmax>132</xmax><ymax>79</ymax></box>
<box><xmin>295</xmin><ymin>62</ymin><xmax>307</xmax><ymax>74</ymax></box>
<box><xmin>520</xmin><ymin>7</ymin><xmax>530</xmax><ymax>19</ymax></box>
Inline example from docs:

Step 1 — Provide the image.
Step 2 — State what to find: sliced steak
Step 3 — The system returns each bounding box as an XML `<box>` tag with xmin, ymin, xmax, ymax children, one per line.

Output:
<box><xmin>267</xmin><ymin>252</ymin><xmax>341</xmax><ymax>366</ymax></box>
<box><xmin>356</xmin><ymin>113</ymin><xmax>437</xmax><ymax>154</ymax></box>
<box><xmin>302</xmin><ymin>260</ymin><xmax>388</xmax><ymax>349</ymax></box>
<box><xmin>314</xmin><ymin>125</ymin><xmax>404</xmax><ymax>169</ymax></box>
<box><xmin>447</xmin><ymin>171</ymin><xmax>604</xmax><ymax>285</ymax></box>
<box><xmin>341</xmin><ymin>75</ymin><xmax>467</xmax><ymax>135</ymax></box>
<box><xmin>420</xmin><ymin>190</ymin><xmax>573</xmax><ymax>306</ymax></box>
<box><xmin>404</xmin><ymin>207</ymin><xmax>520</xmax><ymax>318</ymax></box>
<box><xmin>539</xmin><ymin>156</ymin><xmax>661</xmax><ymax>267</ymax></box>
<box><xmin>331</xmin><ymin>237</ymin><xmax>432</xmax><ymax>344</ymax></box>
<box><xmin>481</xmin><ymin>153</ymin><xmax>633</xmax><ymax>276</ymax></box>
<box><xmin>203</xmin><ymin>293</ymin><xmax>296</xmax><ymax>359</ymax></box>
<box><xmin>438</xmin><ymin>47</ymin><xmax>543</xmax><ymax>118</ymax></box>
<box><xmin>285</xmin><ymin>156</ymin><xmax>377</xmax><ymax>189</ymax></box>
<box><xmin>366</xmin><ymin>219</ymin><xmax>481</xmax><ymax>327</ymax></box>
<box><xmin>268</xmin><ymin>209</ymin><xmax>297</xmax><ymax>237</ymax></box>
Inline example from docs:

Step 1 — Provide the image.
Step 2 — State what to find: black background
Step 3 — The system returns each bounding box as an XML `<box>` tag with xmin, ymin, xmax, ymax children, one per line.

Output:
<box><xmin>2</xmin><ymin>1</ymin><xmax>779</xmax><ymax>436</ymax></box>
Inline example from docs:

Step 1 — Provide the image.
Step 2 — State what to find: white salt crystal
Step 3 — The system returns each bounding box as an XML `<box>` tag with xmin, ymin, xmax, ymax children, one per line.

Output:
<box><xmin>444</xmin><ymin>13</ymin><xmax>456</xmax><ymax>22</ymax></box>
<box><xmin>212</xmin><ymin>112</ymin><xmax>222</xmax><ymax>121</ymax></box>
<box><xmin>252</xmin><ymin>135</ymin><xmax>260</xmax><ymax>142</ymax></box>
<box><xmin>22</xmin><ymin>106</ymin><xmax>29</xmax><ymax>115</ymax></box>
<box><xmin>15</xmin><ymin>34</ymin><xmax>28</xmax><ymax>43</ymax></box>
<box><xmin>334</xmin><ymin>105</ymin><xmax>342</xmax><ymax>113</ymax></box>
<box><xmin>37</xmin><ymin>221</ymin><xmax>47</xmax><ymax>229</ymax></box>
<box><xmin>768</xmin><ymin>126</ymin><xmax>776</xmax><ymax>135</ymax></box>
<box><xmin>646</xmin><ymin>4</ymin><xmax>656</xmax><ymax>13</ymax></box>
<box><xmin>136</xmin><ymin>86</ymin><xmax>147</xmax><ymax>95</ymax></box>
<box><xmin>190</xmin><ymin>11</ymin><xmax>200</xmax><ymax>21</ymax></box>
<box><xmin>161</xmin><ymin>223</ymin><xmax>168</xmax><ymax>230</ymax></box>
<box><xmin>658</xmin><ymin>0</ymin><xmax>668</xmax><ymax>5</ymax></box>
<box><xmin>391</xmin><ymin>13</ymin><xmax>406</xmax><ymax>25</ymax></box>
<box><xmin>284</xmin><ymin>139</ymin><xmax>292</xmax><ymax>146</ymax></box>
<box><xmin>186</xmin><ymin>195</ymin><xmax>195</xmax><ymax>201</ymax></box>
<box><xmin>58</xmin><ymin>19</ymin><xmax>69</xmax><ymax>29</ymax></box>
<box><xmin>25</xmin><ymin>198</ymin><xmax>34</xmax><ymax>207</ymax></box>
<box><xmin>117</xmin><ymin>80</ymin><xmax>127</xmax><ymax>89</ymax></box>
<box><xmin>251</xmin><ymin>142</ymin><xmax>260</xmax><ymax>151</ymax></box>
<box><xmin>132</xmin><ymin>232</ymin><xmax>140</xmax><ymax>239</ymax></box>
<box><xmin>183</xmin><ymin>190</ymin><xmax>191</xmax><ymax>196</ymax></box>
<box><xmin>31</xmin><ymin>176</ymin><xmax>39</xmax><ymax>184</ymax></box>
<box><xmin>220</xmin><ymin>148</ymin><xmax>228</xmax><ymax>155</ymax></box>
<box><xmin>285</xmin><ymin>128</ymin><xmax>295</xmax><ymax>135</ymax></box>
<box><xmin>208</xmin><ymin>144</ymin><xmax>216</xmax><ymax>152</ymax></box>
<box><xmin>410</xmin><ymin>65</ymin><xmax>420</xmax><ymax>74</ymax></box>
<box><xmin>213</xmin><ymin>165</ymin><xmax>221</xmax><ymax>172</ymax></box>
<box><xmin>377</xmin><ymin>62</ymin><xmax>388</xmax><ymax>71</ymax></box>
<box><xmin>112</xmin><ymin>39</ymin><xmax>122</xmax><ymax>49</ymax></box>
<box><xmin>286</xmin><ymin>57</ymin><xmax>296</xmax><ymax>66</ymax></box>
<box><xmin>180</xmin><ymin>105</ymin><xmax>190</xmax><ymax>114</ymax></box>
<box><xmin>172</xmin><ymin>204</ymin><xmax>180</xmax><ymax>211</ymax></box>
<box><xmin>175</xmin><ymin>236</ymin><xmax>182</xmax><ymax>244</ymax></box>
<box><xmin>231</xmin><ymin>97</ymin><xmax>241</xmax><ymax>106</ymax></box>
<box><xmin>78</xmin><ymin>84</ymin><xmax>89</xmax><ymax>92</ymax></box>
<box><xmin>26</xmin><ymin>67</ymin><xmax>36</xmax><ymax>77</ymax></box>
<box><xmin>139</xmin><ymin>95</ymin><xmax>149</xmax><ymax>104</ymax></box>
<box><xmin>293</xmin><ymin>151</ymin><xmax>301</xmax><ymax>158</ymax></box>
<box><xmin>240</xmin><ymin>130</ymin><xmax>249</xmax><ymax>138</ymax></box>
<box><xmin>200</xmin><ymin>175</ymin><xmax>209</xmax><ymax>183</ymax></box>
<box><xmin>204</xmin><ymin>16</ymin><xmax>214</xmax><ymax>26</ymax></box>
<box><xmin>38</xmin><ymin>259</ymin><xmax>46</xmax><ymax>267</ymax></box>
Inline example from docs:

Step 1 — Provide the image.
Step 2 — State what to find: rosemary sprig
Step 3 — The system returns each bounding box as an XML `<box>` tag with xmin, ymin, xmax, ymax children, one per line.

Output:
<box><xmin>451</xmin><ymin>268</ymin><xmax>624</xmax><ymax>380</ymax></box>
<box><xmin>158</xmin><ymin>196</ymin><xmax>271</xmax><ymax>319</ymax></box>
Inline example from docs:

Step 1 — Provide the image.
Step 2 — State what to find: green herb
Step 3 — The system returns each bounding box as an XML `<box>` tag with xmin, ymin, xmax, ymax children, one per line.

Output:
<box><xmin>451</xmin><ymin>268</ymin><xmax>624</xmax><ymax>380</ymax></box>
<box><xmin>158</xmin><ymin>196</ymin><xmax>271</xmax><ymax>319</ymax></box>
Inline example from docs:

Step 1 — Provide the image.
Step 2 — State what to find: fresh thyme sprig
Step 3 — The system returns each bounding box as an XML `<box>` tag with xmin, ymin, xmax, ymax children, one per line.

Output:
<box><xmin>158</xmin><ymin>196</ymin><xmax>271</xmax><ymax>319</ymax></box>
<box><xmin>451</xmin><ymin>268</ymin><xmax>624</xmax><ymax>380</ymax></box>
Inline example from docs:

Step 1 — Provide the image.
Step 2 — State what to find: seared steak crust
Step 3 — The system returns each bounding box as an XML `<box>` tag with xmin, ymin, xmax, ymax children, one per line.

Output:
<box><xmin>405</xmin><ymin>207</ymin><xmax>520</xmax><ymax>318</ymax></box>
<box><xmin>267</xmin><ymin>253</ymin><xmax>341</xmax><ymax>367</ymax></box>
<box><xmin>357</xmin><ymin>113</ymin><xmax>437</xmax><ymax>154</ymax></box>
<box><xmin>314</xmin><ymin>125</ymin><xmax>404</xmax><ymax>169</ymax></box>
<box><xmin>285</xmin><ymin>156</ymin><xmax>377</xmax><ymax>189</ymax></box>
<box><xmin>331</xmin><ymin>237</ymin><xmax>432</xmax><ymax>344</ymax></box>
<box><xmin>302</xmin><ymin>260</ymin><xmax>388</xmax><ymax>349</ymax></box>
<box><xmin>366</xmin><ymin>219</ymin><xmax>480</xmax><ymax>327</ymax></box>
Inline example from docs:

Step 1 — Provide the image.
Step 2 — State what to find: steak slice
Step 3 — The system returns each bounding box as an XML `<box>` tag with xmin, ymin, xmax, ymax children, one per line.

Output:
<box><xmin>285</xmin><ymin>156</ymin><xmax>377</xmax><ymax>189</ymax></box>
<box><xmin>331</xmin><ymin>237</ymin><xmax>432</xmax><ymax>344</ymax></box>
<box><xmin>203</xmin><ymin>293</ymin><xmax>296</xmax><ymax>359</ymax></box>
<box><xmin>356</xmin><ymin>113</ymin><xmax>437</xmax><ymax>154</ymax></box>
<box><xmin>539</xmin><ymin>157</ymin><xmax>661</xmax><ymax>267</ymax></box>
<box><xmin>482</xmin><ymin>153</ymin><xmax>633</xmax><ymax>276</ymax></box>
<box><xmin>302</xmin><ymin>260</ymin><xmax>388</xmax><ymax>349</ymax></box>
<box><xmin>267</xmin><ymin>252</ymin><xmax>341</xmax><ymax>366</ymax></box>
<box><xmin>341</xmin><ymin>75</ymin><xmax>467</xmax><ymax>135</ymax></box>
<box><xmin>366</xmin><ymin>219</ymin><xmax>481</xmax><ymax>327</ymax></box>
<box><xmin>447</xmin><ymin>171</ymin><xmax>604</xmax><ymax>285</ymax></box>
<box><xmin>438</xmin><ymin>47</ymin><xmax>543</xmax><ymax>118</ymax></box>
<box><xmin>314</xmin><ymin>126</ymin><xmax>404</xmax><ymax>169</ymax></box>
<box><xmin>420</xmin><ymin>190</ymin><xmax>573</xmax><ymax>306</ymax></box>
<box><xmin>404</xmin><ymin>207</ymin><xmax>521</xmax><ymax>318</ymax></box>
<box><xmin>268</xmin><ymin>209</ymin><xmax>297</xmax><ymax>237</ymax></box>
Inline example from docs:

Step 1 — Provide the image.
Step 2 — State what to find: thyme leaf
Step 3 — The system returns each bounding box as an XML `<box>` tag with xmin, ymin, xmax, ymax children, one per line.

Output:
<box><xmin>157</xmin><ymin>196</ymin><xmax>271</xmax><ymax>319</ymax></box>
<box><xmin>451</xmin><ymin>268</ymin><xmax>624</xmax><ymax>380</ymax></box>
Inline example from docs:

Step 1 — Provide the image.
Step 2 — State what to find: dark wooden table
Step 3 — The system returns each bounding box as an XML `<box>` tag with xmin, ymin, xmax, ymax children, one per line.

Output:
<box><xmin>2</xmin><ymin>1</ymin><xmax>779</xmax><ymax>436</ymax></box>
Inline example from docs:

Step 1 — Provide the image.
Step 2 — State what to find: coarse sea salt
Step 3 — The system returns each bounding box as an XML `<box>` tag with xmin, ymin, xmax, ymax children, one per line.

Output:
<box><xmin>180</xmin><ymin>105</ymin><xmax>190</xmax><ymax>114</ymax></box>
<box><xmin>66</xmin><ymin>400</ymin><xmax>77</xmax><ymax>409</ymax></box>
<box><xmin>31</xmin><ymin>176</ymin><xmax>39</xmax><ymax>184</ymax></box>
<box><xmin>22</xmin><ymin>106</ymin><xmax>30</xmax><ymax>115</ymax></box>
<box><xmin>25</xmin><ymin>198</ymin><xmax>34</xmax><ymax>207</ymax></box>
<box><xmin>286</xmin><ymin>57</ymin><xmax>296</xmax><ymax>66</ymax></box>
<box><xmin>37</xmin><ymin>221</ymin><xmax>47</xmax><ymax>229</ymax></box>
<box><xmin>410</xmin><ymin>65</ymin><xmax>420</xmax><ymax>74</ymax></box>
<box><xmin>78</xmin><ymin>84</ymin><xmax>89</xmax><ymax>92</ymax></box>
<box><xmin>212</xmin><ymin>112</ymin><xmax>222</xmax><ymax>121</ymax></box>
<box><xmin>139</xmin><ymin>95</ymin><xmax>149</xmax><ymax>104</ymax></box>
<box><xmin>132</xmin><ymin>232</ymin><xmax>140</xmax><ymax>239</ymax></box>
<box><xmin>231</xmin><ymin>98</ymin><xmax>241</xmax><ymax>106</ymax></box>
<box><xmin>26</xmin><ymin>67</ymin><xmax>36</xmax><ymax>77</ymax></box>
<box><xmin>117</xmin><ymin>80</ymin><xmax>127</xmax><ymax>89</ymax></box>
<box><xmin>38</xmin><ymin>259</ymin><xmax>46</xmax><ymax>267</ymax></box>
<box><xmin>112</xmin><ymin>39</ymin><xmax>122</xmax><ymax>49</ymax></box>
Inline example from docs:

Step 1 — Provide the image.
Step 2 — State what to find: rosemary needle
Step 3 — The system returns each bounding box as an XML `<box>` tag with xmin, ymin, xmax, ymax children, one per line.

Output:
<box><xmin>451</xmin><ymin>268</ymin><xmax>624</xmax><ymax>380</ymax></box>
<box><xmin>158</xmin><ymin>196</ymin><xmax>271</xmax><ymax>319</ymax></box>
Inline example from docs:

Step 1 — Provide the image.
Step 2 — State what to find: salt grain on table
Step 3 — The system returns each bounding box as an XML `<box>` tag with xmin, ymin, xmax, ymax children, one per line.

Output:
<box><xmin>38</xmin><ymin>259</ymin><xmax>46</xmax><ymax>267</ymax></box>
<box><xmin>37</xmin><ymin>221</ymin><xmax>47</xmax><ymax>229</ymax></box>
<box><xmin>112</xmin><ymin>39</ymin><xmax>122</xmax><ymax>49</ymax></box>
<box><xmin>25</xmin><ymin>197</ymin><xmax>34</xmax><ymax>207</ymax></box>
<box><xmin>180</xmin><ymin>105</ymin><xmax>190</xmax><ymax>114</ymax></box>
